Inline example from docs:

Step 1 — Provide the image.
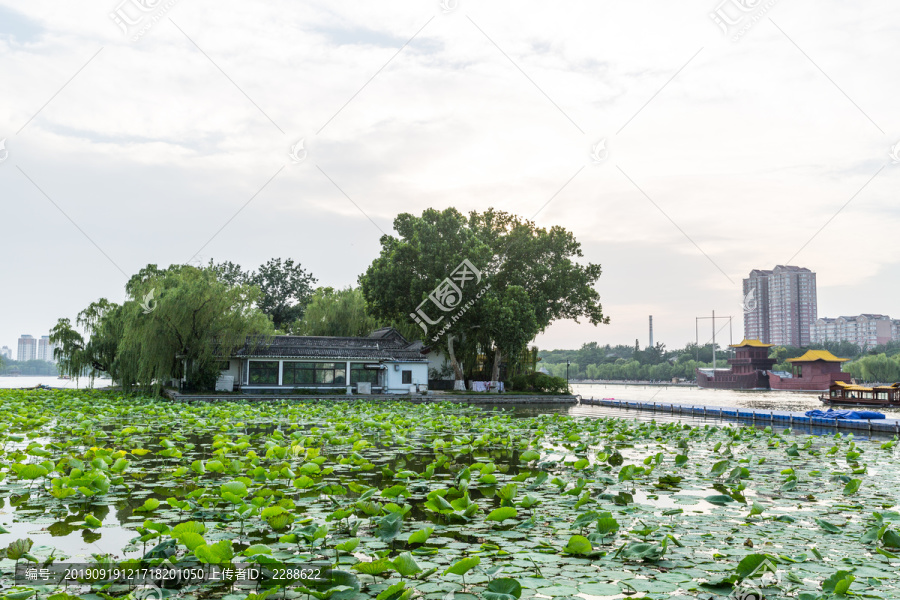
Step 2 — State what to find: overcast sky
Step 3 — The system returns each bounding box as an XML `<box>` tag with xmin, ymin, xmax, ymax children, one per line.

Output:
<box><xmin>1</xmin><ymin>0</ymin><xmax>899</xmax><ymax>355</ymax></box>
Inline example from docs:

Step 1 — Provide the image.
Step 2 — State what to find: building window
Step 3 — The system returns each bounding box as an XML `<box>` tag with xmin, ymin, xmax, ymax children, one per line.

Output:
<box><xmin>220</xmin><ymin>361</ymin><xmax>231</xmax><ymax>371</ymax></box>
<box><xmin>283</xmin><ymin>362</ymin><xmax>346</xmax><ymax>386</ymax></box>
<box><xmin>350</xmin><ymin>364</ymin><xmax>380</xmax><ymax>385</ymax></box>
<box><xmin>283</xmin><ymin>362</ymin><xmax>315</xmax><ymax>385</ymax></box>
<box><xmin>402</xmin><ymin>370</ymin><xmax>412</xmax><ymax>384</ymax></box>
<box><xmin>249</xmin><ymin>361</ymin><xmax>279</xmax><ymax>385</ymax></box>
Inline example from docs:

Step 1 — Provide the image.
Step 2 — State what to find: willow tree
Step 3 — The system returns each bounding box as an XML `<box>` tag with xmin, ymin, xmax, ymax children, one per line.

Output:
<box><xmin>52</xmin><ymin>264</ymin><xmax>273</xmax><ymax>393</ymax></box>
<box><xmin>291</xmin><ymin>287</ymin><xmax>374</xmax><ymax>337</ymax></box>
<box><xmin>50</xmin><ymin>299</ymin><xmax>127</xmax><ymax>385</ymax></box>
<box><xmin>122</xmin><ymin>265</ymin><xmax>274</xmax><ymax>392</ymax></box>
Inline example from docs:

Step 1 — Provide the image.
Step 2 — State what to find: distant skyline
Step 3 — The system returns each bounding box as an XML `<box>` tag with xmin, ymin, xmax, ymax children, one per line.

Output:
<box><xmin>1</xmin><ymin>1</ymin><xmax>899</xmax><ymax>352</ymax></box>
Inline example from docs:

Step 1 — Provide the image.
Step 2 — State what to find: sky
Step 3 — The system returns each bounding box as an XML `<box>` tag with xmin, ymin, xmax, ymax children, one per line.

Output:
<box><xmin>1</xmin><ymin>0</ymin><xmax>899</xmax><ymax>356</ymax></box>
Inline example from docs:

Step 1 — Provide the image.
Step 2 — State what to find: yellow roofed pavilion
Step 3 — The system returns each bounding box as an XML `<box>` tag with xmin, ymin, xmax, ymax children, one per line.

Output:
<box><xmin>728</xmin><ymin>339</ymin><xmax>774</xmax><ymax>348</ymax></box>
<box><xmin>787</xmin><ymin>350</ymin><xmax>849</xmax><ymax>363</ymax></box>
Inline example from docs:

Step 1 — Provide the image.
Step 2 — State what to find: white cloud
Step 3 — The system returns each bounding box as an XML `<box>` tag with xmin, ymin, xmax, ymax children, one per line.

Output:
<box><xmin>1</xmin><ymin>0</ymin><xmax>899</xmax><ymax>352</ymax></box>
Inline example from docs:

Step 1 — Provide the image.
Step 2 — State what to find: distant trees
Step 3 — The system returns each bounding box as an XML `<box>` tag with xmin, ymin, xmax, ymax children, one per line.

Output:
<box><xmin>539</xmin><ymin>337</ymin><xmax>900</xmax><ymax>383</ymax></box>
<box><xmin>0</xmin><ymin>359</ymin><xmax>58</xmax><ymax>376</ymax></box>
<box><xmin>844</xmin><ymin>353</ymin><xmax>900</xmax><ymax>383</ymax></box>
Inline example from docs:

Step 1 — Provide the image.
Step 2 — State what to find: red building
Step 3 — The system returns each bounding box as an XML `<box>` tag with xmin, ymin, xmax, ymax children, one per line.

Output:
<box><xmin>768</xmin><ymin>349</ymin><xmax>851</xmax><ymax>391</ymax></box>
<box><xmin>696</xmin><ymin>339</ymin><xmax>776</xmax><ymax>390</ymax></box>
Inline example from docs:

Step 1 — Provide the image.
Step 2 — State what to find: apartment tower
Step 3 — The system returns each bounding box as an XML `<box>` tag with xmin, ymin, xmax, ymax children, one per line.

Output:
<box><xmin>743</xmin><ymin>266</ymin><xmax>817</xmax><ymax>347</ymax></box>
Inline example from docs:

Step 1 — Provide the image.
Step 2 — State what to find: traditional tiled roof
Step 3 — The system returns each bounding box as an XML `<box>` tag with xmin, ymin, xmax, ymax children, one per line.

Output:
<box><xmin>729</xmin><ymin>339</ymin><xmax>774</xmax><ymax>348</ymax></box>
<box><xmin>788</xmin><ymin>350</ymin><xmax>849</xmax><ymax>363</ymax></box>
<box><xmin>232</xmin><ymin>329</ymin><xmax>426</xmax><ymax>361</ymax></box>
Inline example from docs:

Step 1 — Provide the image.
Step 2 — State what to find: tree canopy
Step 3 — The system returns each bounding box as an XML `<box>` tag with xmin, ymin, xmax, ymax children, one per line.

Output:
<box><xmin>207</xmin><ymin>258</ymin><xmax>317</xmax><ymax>330</ymax></box>
<box><xmin>360</xmin><ymin>207</ymin><xmax>609</xmax><ymax>381</ymax></box>
<box><xmin>51</xmin><ymin>264</ymin><xmax>273</xmax><ymax>393</ymax></box>
<box><xmin>292</xmin><ymin>287</ymin><xmax>377</xmax><ymax>337</ymax></box>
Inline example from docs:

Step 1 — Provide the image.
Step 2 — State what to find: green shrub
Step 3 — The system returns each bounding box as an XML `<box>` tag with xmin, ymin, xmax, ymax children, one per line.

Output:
<box><xmin>509</xmin><ymin>372</ymin><xmax>569</xmax><ymax>394</ymax></box>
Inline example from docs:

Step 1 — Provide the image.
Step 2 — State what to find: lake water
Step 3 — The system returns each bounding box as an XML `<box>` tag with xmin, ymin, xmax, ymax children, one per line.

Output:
<box><xmin>570</xmin><ymin>382</ymin><xmax>900</xmax><ymax>420</ymax></box>
<box><xmin>0</xmin><ymin>376</ymin><xmax>112</xmax><ymax>389</ymax></box>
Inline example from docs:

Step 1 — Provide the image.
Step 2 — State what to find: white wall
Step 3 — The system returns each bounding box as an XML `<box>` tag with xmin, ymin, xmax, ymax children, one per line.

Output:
<box><xmin>424</xmin><ymin>349</ymin><xmax>453</xmax><ymax>380</ymax></box>
<box><xmin>383</xmin><ymin>362</ymin><xmax>429</xmax><ymax>393</ymax></box>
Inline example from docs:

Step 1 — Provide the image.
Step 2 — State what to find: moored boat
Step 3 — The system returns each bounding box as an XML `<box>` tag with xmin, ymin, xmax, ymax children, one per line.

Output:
<box><xmin>819</xmin><ymin>381</ymin><xmax>900</xmax><ymax>407</ymax></box>
<box><xmin>696</xmin><ymin>339</ymin><xmax>774</xmax><ymax>390</ymax></box>
<box><xmin>769</xmin><ymin>349</ymin><xmax>851</xmax><ymax>391</ymax></box>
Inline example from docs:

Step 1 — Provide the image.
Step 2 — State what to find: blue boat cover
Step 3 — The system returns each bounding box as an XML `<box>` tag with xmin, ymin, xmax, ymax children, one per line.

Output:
<box><xmin>805</xmin><ymin>409</ymin><xmax>886</xmax><ymax>420</ymax></box>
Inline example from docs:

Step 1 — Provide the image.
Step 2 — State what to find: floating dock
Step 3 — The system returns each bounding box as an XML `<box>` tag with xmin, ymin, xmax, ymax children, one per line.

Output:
<box><xmin>579</xmin><ymin>397</ymin><xmax>900</xmax><ymax>435</ymax></box>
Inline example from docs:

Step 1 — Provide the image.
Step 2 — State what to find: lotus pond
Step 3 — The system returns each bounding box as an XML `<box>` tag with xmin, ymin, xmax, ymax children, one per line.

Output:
<box><xmin>2</xmin><ymin>390</ymin><xmax>900</xmax><ymax>600</ymax></box>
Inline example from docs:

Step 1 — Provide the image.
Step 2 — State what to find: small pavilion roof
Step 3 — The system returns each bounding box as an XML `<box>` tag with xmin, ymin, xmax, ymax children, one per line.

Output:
<box><xmin>787</xmin><ymin>350</ymin><xmax>849</xmax><ymax>363</ymax></box>
<box><xmin>729</xmin><ymin>339</ymin><xmax>773</xmax><ymax>348</ymax></box>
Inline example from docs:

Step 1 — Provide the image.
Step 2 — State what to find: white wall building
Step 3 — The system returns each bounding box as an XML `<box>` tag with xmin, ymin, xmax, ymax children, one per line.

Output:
<box><xmin>218</xmin><ymin>328</ymin><xmax>429</xmax><ymax>394</ymax></box>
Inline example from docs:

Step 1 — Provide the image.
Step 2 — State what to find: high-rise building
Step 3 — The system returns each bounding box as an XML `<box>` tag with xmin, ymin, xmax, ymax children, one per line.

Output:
<box><xmin>37</xmin><ymin>336</ymin><xmax>57</xmax><ymax>362</ymax></box>
<box><xmin>742</xmin><ymin>269</ymin><xmax>772</xmax><ymax>342</ymax></box>
<box><xmin>811</xmin><ymin>314</ymin><xmax>898</xmax><ymax>348</ymax></box>
<box><xmin>0</xmin><ymin>346</ymin><xmax>12</xmax><ymax>360</ymax></box>
<box><xmin>743</xmin><ymin>266</ymin><xmax>817</xmax><ymax>347</ymax></box>
<box><xmin>17</xmin><ymin>335</ymin><xmax>37</xmax><ymax>362</ymax></box>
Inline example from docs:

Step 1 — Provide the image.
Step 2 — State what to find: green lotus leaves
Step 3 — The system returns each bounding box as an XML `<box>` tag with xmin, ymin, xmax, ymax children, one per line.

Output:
<box><xmin>485</xmin><ymin>507</ymin><xmax>517</xmax><ymax>522</ymax></box>
<box><xmin>221</xmin><ymin>480</ymin><xmax>248</xmax><ymax>497</ymax></box>
<box><xmin>562</xmin><ymin>535</ymin><xmax>592</xmax><ymax>555</ymax></box>
<box><xmin>520</xmin><ymin>450</ymin><xmax>540</xmax><ymax>462</ymax></box>
<box><xmin>353</xmin><ymin>557</ymin><xmax>394</xmax><ymax>576</ymax></box>
<box><xmin>84</xmin><ymin>514</ymin><xmax>102</xmax><ymax>528</ymax></box>
<box><xmin>5</xmin><ymin>538</ymin><xmax>35</xmax><ymax>561</ymax></box>
<box><xmin>391</xmin><ymin>552</ymin><xmax>421</xmax><ymax>577</ymax></box>
<box><xmin>374</xmin><ymin>511</ymin><xmax>403</xmax><ymax>543</ymax></box>
<box><xmin>443</xmin><ymin>556</ymin><xmax>480</xmax><ymax>577</ymax></box>
<box><xmin>194</xmin><ymin>539</ymin><xmax>234</xmax><ymax>564</ymax></box>
<box><xmin>134</xmin><ymin>497</ymin><xmax>160</xmax><ymax>512</ymax></box>
<box><xmin>843</xmin><ymin>478</ymin><xmax>862</xmax><ymax>495</ymax></box>
<box><xmin>407</xmin><ymin>527</ymin><xmax>433</xmax><ymax>544</ymax></box>
<box><xmin>816</xmin><ymin>518</ymin><xmax>842</xmax><ymax>534</ymax></box>
<box><xmin>14</xmin><ymin>464</ymin><xmax>49</xmax><ymax>480</ymax></box>
<box><xmin>483</xmin><ymin>578</ymin><xmax>522</xmax><ymax>600</ymax></box>
<box><xmin>6</xmin><ymin>389</ymin><xmax>900</xmax><ymax>600</ymax></box>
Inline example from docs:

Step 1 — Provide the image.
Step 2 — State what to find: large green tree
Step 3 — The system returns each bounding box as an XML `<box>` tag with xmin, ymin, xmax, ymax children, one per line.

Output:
<box><xmin>208</xmin><ymin>258</ymin><xmax>317</xmax><ymax>331</ymax></box>
<box><xmin>360</xmin><ymin>208</ymin><xmax>492</xmax><ymax>382</ymax></box>
<box><xmin>481</xmin><ymin>286</ymin><xmax>539</xmax><ymax>382</ymax></box>
<box><xmin>468</xmin><ymin>209</ymin><xmax>609</xmax><ymax>381</ymax></box>
<box><xmin>360</xmin><ymin>207</ymin><xmax>609</xmax><ymax>383</ymax></box>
